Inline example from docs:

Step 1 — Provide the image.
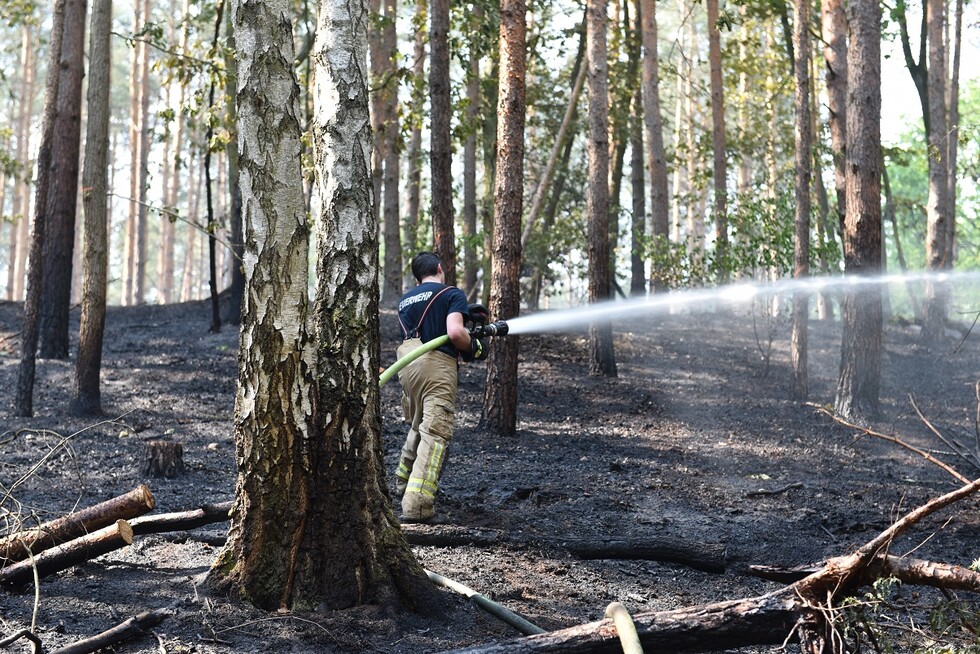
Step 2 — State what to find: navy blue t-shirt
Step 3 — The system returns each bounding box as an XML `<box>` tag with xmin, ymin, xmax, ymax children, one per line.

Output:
<box><xmin>398</xmin><ymin>282</ymin><xmax>469</xmax><ymax>358</ymax></box>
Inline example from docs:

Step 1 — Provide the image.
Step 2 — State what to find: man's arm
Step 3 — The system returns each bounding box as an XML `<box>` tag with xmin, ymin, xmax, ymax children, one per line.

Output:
<box><xmin>446</xmin><ymin>312</ymin><xmax>473</xmax><ymax>352</ymax></box>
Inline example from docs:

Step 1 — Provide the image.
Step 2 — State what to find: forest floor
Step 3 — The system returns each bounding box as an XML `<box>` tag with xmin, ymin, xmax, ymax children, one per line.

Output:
<box><xmin>1</xmin><ymin>290</ymin><xmax>979</xmax><ymax>653</ymax></box>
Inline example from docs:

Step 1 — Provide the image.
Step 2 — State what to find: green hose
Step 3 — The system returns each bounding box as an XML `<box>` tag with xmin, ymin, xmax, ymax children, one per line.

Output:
<box><xmin>378</xmin><ymin>334</ymin><xmax>451</xmax><ymax>388</ymax></box>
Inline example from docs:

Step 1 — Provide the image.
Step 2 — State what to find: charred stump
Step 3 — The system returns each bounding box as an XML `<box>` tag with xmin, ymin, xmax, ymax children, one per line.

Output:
<box><xmin>143</xmin><ymin>440</ymin><xmax>184</xmax><ymax>478</ymax></box>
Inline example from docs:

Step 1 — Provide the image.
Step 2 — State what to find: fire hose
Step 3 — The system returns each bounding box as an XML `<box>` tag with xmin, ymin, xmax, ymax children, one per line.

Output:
<box><xmin>378</xmin><ymin>320</ymin><xmax>509</xmax><ymax>388</ymax></box>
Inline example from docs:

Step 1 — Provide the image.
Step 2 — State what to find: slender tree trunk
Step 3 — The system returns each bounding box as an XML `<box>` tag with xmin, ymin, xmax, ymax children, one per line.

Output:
<box><xmin>791</xmin><ymin>0</ymin><xmax>810</xmax><ymax>400</ymax></box>
<box><xmin>630</xmin><ymin>84</ymin><xmax>645</xmax><ymax>296</ymax></box>
<box><xmin>401</xmin><ymin>0</ymin><xmax>426</xmax><ymax>290</ymax></box>
<box><xmin>159</xmin><ymin>0</ymin><xmax>188</xmax><ymax>306</ymax></box>
<box><xmin>835</xmin><ymin>0</ymin><xmax>882</xmax><ymax>421</ymax></box>
<box><xmin>429</xmin><ymin>0</ymin><xmax>456</xmax><ymax>283</ymax></box>
<box><xmin>204</xmin><ymin>1</ymin><xmax>225</xmax><ymax>333</ymax></box>
<box><xmin>462</xmin><ymin>16</ymin><xmax>481</xmax><ymax>299</ymax></box>
<box><xmin>134</xmin><ymin>0</ymin><xmax>151</xmax><ymax>305</ymax></box>
<box><xmin>369</xmin><ymin>0</ymin><xmax>384</xmax><ymax>230</ymax></box>
<box><xmin>123</xmin><ymin>0</ymin><xmax>141</xmax><ymax>306</ymax></box>
<box><xmin>810</xmin><ymin>55</ymin><xmax>834</xmax><ymax>321</ymax></box>
<box><xmin>640</xmin><ymin>0</ymin><xmax>669</xmax><ymax>289</ymax></box>
<box><xmin>920</xmin><ymin>0</ymin><xmax>949</xmax><ymax>344</ymax></box>
<box><xmin>8</xmin><ymin>25</ymin><xmax>35</xmax><ymax>303</ymax></box>
<box><xmin>71</xmin><ymin>0</ymin><xmax>112</xmax><ymax>417</ymax></box>
<box><xmin>16</xmin><ymin>0</ymin><xmax>67</xmax><ymax>416</ymax></box>
<box><xmin>223</xmin><ymin>4</ymin><xmax>244</xmax><ymax>324</ymax></box>
<box><xmin>37</xmin><ymin>0</ymin><xmax>87</xmax><ymax>360</ymax></box>
<box><xmin>945</xmin><ymin>0</ymin><xmax>962</xmax><ymax>267</ymax></box>
<box><xmin>821</xmin><ymin>0</ymin><xmax>847</xmax><ymax>239</ymax></box>
<box><xmin>381</xmin><ymin>0</ymin><xmax>403</xmax><ymax>303</ymax></box>
<box><xmin>520</xmin><ymin>25</ymin><xmax>585</xmax><ymax>250</ymax></box>
<box><xmin>481</xmin><ymin>0</ymin><xmax>526</xmax><ymax>437</ymax></box>
<box><xmin>586</xmin><ymin>0</ymin><xmax>617</xmax><ymax>377</ymax></box>
<box><xmin>706</xmin><ymin>0</ymin><xmax>728</xmax><ymax>279</ymax></box>
<box><xmin>180</xmin><ymin>151</ymin><xmax>201</xmax><ymax>302</ymax></box>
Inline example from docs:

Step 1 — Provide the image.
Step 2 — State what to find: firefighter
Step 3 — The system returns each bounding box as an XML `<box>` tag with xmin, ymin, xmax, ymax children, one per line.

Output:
<box><xmin>395</xmin><ymin>251</ymin><xmax>488</xmax><ymax>523</ymax></box>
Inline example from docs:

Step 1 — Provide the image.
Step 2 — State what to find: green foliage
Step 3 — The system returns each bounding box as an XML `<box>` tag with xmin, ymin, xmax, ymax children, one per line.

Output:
<box><xmin>0</xmin><ymin>0</ymin><xmax>36</xmax><ymax>27</ymax></box>
<box><xmin>838</xmin><ymin>577</ymin><xmax>980</xmax><ymax>652</ymax></box>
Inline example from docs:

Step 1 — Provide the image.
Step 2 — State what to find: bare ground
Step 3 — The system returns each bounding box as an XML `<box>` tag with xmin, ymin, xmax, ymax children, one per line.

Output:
<box><xmin>1</xmin><ymin>293</ymin><xmax>979</xmax><ymax>652</ymax></box>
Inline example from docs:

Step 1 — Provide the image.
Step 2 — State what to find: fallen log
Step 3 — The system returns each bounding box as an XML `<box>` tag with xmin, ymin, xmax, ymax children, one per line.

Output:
<box><xmin>444</xmin><ymin>592</ymin><xmax>804</xmax><ymax>653</ymax></box>
<box><xmin>49</xmin><ymin>609</ymin><xmax>169</xmax><ymax>654</ymax></box>
<box><xmin>129</xmin><ymin>501</ymin><xmax>233</xmax><ymax>535</ymax></box>
<box><xmin>0</xmin><ymin>485</ymin><xmax>154</xmax><ymax>564</ymax></box>
<box><xmin>399</xmin><ymin>525</ymin><xmax>726</xmax><ymax>572</ymax></box>
<box><xmin>560</xmin><ymin>537</ymin><xmax>726</xmax><ymax>573</ymax></box>
<box><xmin>751</xmin><ymin>554</ymin><xmax>980</xmax><ymax>592</ymax></box>
<box><xmin>0</xmin><ymin>519</ymin><xmax>133</xmax><ymax>588</ymax></box>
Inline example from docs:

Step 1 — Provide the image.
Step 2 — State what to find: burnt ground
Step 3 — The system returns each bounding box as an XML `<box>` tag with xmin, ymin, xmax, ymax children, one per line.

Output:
<box><xmin>0</xmin><ymin>292</ymin><xmax>979</xmax><ymax>653</ymax></box>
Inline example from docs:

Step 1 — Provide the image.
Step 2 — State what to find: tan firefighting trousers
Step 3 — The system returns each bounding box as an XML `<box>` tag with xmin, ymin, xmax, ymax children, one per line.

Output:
<box><xmin>396</xmin><ymin>338</ymin><xmax>458</xmax><ymax>521</ymax></box>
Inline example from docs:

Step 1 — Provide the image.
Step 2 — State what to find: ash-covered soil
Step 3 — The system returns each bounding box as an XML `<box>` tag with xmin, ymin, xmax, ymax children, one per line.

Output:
<box><xmin>0</xmin><ymin>293</ymin><xmax>978</xmax><ymax>653</ymax></box>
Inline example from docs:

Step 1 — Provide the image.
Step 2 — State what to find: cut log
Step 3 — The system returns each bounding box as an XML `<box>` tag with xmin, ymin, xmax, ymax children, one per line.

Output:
<box><xmin>129</xmin><ymin>501</ymin><xmax>233</xmax><ymax>535</ymax></box>
<box><xmin>49</xmin><ymin>609</ymin><xmax>169</xmax><ymax>654</ymax></box>
<box><xmin>143</xmin><ymin>439</ymin><xmax>185</xmax><ymax>477</ymax></box>
<box><xmin>0</xmin><ymin>485</ymin><xmax>154</xmax><ymax>564</ymax></box>
<box><xmin>0</xmin><ymin>519</ymin><xmax>133</xmax><ymax>588</ymax></box>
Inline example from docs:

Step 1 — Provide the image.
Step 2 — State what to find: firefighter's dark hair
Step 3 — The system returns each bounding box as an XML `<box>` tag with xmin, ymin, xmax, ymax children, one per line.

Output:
<box><xmin>411</xmin><ymin>251</ymin><xmax>442</xmax><ymax>283</ymax></box>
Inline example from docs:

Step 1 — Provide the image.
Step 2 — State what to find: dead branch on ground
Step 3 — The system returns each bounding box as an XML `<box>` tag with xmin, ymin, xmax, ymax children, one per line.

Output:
<box><xmin>808</xmin><ymin>403</ymin><xmax>970</xmax><ymax>483</ymax></box>
<box><xmin>909</xmin><ymin>393</ymin><xmax>980</xmax><ymax>472</ymax></box>
<box><xmin>48</xmin><ymin>609</ymin><xmax>170</xmax><ymax>654</ymax></box>
<box><xmin>0</xmin><ymin>629</ymin><xmax>42</xmax><ymax>653</ymax></box>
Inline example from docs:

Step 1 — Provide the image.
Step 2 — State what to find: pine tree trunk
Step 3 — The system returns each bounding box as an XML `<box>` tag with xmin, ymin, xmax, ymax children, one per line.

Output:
<box><xmin>462</xmin><ymin>24</ymin><xmax>481</xmax><ymax>299</ymax></box>
<box><xmin>945</xmin><ymin>0</ymin><xmax>962</xmax><ymax>266</ymax></box>
<box><xmin>482</xmin><ymin>0</ymin><xmax>526</xmax><ymax>437</ymax></box>
<box><xmin>134</xmin><ymin>0</ymin><xmax>151</xmax><ymax>305</ymax></box>
<box><xmin>821</xmin><ymin>0</ymin><xmax>847</xmax><ymax>235</ymax></box>
<box><xmin>790</xmin><ymin>0</ymin><xmax>811</xmax><ymax>401</ymax></box>
<box><xmin>640</xmin><ymin>0</ymin><xmax>669</xmax><ymax>284</ymax></box>
<box><xmin>920</xmin><ymin>0</ymin><xmax>949</xmax><ymax>344</ymax></box>
<box><xmin>706</xmin><ymin>0</ymin><xmax>728</xmax><ymax>279</ymax></box>
<box><xmin>38</xmin><ymin>0</ymin><xmax>87</xmax><ymax>360</ymax></box>
<box><xmin>16</xmin><ymin>0</ymin><xmax>66</xmax><ymax>416</ymax></box>
<box><xmin>380</xmin><ymin>0</ymin><xmax>402</xmax><ymax>303</ymax></box>
<box><xmin>7</xmin><ymin>26</ymin><xmax>34</xmax><ymax>302</ymax></box>
<box><xmin>70</xmin><ymin>0</ymin><xmax>111</xmax><ymax>417</ymax></box>
<box><xmin>834</xmin><ymin>0</ymin><xmax>882</xmax><ymax>421</ymax></box>
<box><xmin>401</xmin><ymin>0</ymin><xmax>426</xmax><ymax>290</ymax></box>
<box><xmin>630</xmin><ymin>85</ymin><xmax>645</xmax><ymax>296</ymax></box>
<box><xmin>123</xmin><ymin>0</ymin><xmax>141</xmax><ymax>307</ymax></box>
<box><xmin>586</xmin><ymin>0</ymin><xmax>617</xmax><ymax>377</ymax></box>
<box><xmin>429</xmin><ymin>0</ymin><xmax>456</xmax><ymax>283</ymax></box>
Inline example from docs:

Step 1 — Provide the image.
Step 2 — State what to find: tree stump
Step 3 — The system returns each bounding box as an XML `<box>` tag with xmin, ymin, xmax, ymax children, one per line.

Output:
<box><xmin>143</xmin><ymin>440</ymin><xmax>185</xmax><ymax>478</ymax></box>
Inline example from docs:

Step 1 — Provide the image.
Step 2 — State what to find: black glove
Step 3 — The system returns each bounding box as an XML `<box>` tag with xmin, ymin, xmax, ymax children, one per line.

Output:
<box><xmin>461</xmin><ymin>336</ymin><xmax>489</xmax><ymax>362</ymax></box>
<box><xmin>466</xmin><ymin>303</ymin><xmax>490</xmax><ymax>327</ymax></box>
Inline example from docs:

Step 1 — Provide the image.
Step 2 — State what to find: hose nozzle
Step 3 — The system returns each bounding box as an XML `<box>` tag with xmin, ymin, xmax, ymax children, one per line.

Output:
<box><xmin>472</xmin><ymin>320</ymin><xmax>509</xmax><ymax>338</ymax></box>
